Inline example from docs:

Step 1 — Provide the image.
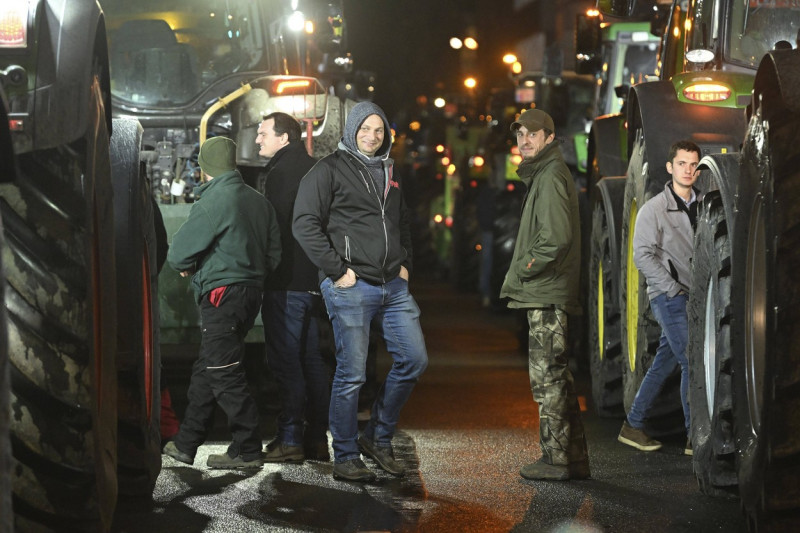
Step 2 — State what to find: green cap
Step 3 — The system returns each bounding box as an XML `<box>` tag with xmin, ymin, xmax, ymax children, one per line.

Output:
<box><xmin>198</xmin><ymin>136</ymin><xmax>237</xmax><ymax>177</ymax></box>
<box><xmin>510</xmin><ymin>109</ymin><xmax>555</xmax><ymax>134</ymax></box>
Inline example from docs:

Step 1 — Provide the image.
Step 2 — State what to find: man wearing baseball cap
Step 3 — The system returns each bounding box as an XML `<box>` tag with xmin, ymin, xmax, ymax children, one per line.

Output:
<box><xmin>500</xmin><ymin>108</ymin><xmax>589</xmax><ymax>481</ymax></box>
<box><xmin>164</xmin><ymin>136</ymin><xmax>281</xmax><ymax>469</ymax></box>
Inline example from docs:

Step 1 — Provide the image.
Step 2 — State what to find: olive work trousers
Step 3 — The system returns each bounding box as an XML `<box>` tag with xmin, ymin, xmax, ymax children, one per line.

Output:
<box><xmin>527</xmin><ymin>308</ymin><xmax>589</xmax><ymax>467</ymax></box>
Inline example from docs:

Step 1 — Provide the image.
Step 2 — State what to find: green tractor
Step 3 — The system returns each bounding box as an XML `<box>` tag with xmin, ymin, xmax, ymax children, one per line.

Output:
<box><xmin>99</xmin><ymin>0</ymin><xmax>354</xmax><ymax>349</ymax></box>
<box><xmin>592</xmin><ymin>0</ymin><xmax>800</xmax><ymax>527</ymax></box>
<box><xmin>1</xmin><ymin>1</ymin><xmax>161</xmax><ymax>530</ymax></box>
<box><xmin>576</xmin><ymin>9</ymin><xmax>661</xmax><ymax>417</ymax></box>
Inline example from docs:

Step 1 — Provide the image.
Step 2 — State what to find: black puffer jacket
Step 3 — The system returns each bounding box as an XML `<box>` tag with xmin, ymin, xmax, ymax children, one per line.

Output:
<box><xmin>292</xmin><ymin>148</ymin><xmax>412</xmax><ymax>284</ymax></box>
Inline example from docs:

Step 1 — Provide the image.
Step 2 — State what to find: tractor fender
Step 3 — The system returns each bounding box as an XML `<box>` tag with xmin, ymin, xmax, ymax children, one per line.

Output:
<box><xmin>595</xmin><ymin>175</ymin><xmax>627</xmax><ymax>280</ymax></box>
<box><xmin>32</xmin><ymin>0</ymin><xmax>109</xmax><ymax>150</ymax></box>
<box><xmin>591</xmin><ymin>113</ymin><xmax>628</xmax><ymax>178</ymax></box>
<box><xmin>696</xmin><ymin>152</ymin><xmax>740</xmax><ymax>236</ymax></box>
<box><xmin>627</xmin><ymin>80</ymin><xmax>746</xmax><ymax>187</ymax></box>
<box><xmin>751</xmin><ymin>49</ymin><xmax>800</xmax><ymax>121</ymax></box>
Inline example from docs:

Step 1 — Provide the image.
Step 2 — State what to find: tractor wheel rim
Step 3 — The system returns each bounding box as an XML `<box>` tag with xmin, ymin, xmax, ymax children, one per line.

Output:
<box><xmin>704</xmin><ymin>277</ymin><xmax>717</xmax><ymax>420</ymax></box>
<box><xmin>598</xmin><ymin>260</ymin><xmax>605</xmax><ymax>360</ymax></box>
<box><xmin>626</xmin><ymin>199</ymin><xmax>639</xmax><ymax>372</ymax></box>
<box><xmin>745</xmin><ymin>198</ymin><xmax>767</xmax><ymax>435</ymax></box>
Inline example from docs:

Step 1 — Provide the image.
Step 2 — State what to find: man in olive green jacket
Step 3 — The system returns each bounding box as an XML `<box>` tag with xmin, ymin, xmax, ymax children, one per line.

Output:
<box><xmin>164</xmin><ymin>136</ymin><xmax>281</xmax><ymax>469</ymax></box>
<box><xmin>500</xmin><ymin>109</ymin><xmax>589</xmax><ymax>481</ymax></box>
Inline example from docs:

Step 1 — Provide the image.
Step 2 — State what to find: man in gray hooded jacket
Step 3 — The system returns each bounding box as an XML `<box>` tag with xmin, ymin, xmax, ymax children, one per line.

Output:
<box><xmin>293</xmin><ymin>101</ymin><xmax>428</xmax><ymax>482</ymax></box>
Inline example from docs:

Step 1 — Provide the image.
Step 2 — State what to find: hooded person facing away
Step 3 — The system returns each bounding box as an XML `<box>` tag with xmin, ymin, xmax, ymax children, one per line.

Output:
<box><xmin>293</xmin><ymin>101</ymin><xmax>428</xmax><ymax>482</ymax></box>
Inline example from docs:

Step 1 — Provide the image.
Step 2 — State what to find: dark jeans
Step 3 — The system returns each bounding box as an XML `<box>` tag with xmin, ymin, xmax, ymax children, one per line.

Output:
<box><xmin>262</xmin><ymin>290</ymin><xmax>330</xmax><ymax>446</ymax></box>
<box><xmin>174</xmin><ymin>285</ymin><xmax>263</xmax><ymax>461</ymax></box>
<box><xmin>627</xmin><ymin>292</ymin><xmax>690</xmax><ymax>433</ymax></box>
<box><xmin>320</xmin><ymin>276</ymin><xmax>428</xmax><ymax>463</ymax></box>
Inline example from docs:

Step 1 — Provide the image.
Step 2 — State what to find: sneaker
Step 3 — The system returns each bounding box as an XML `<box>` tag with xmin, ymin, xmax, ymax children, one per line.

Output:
<box><xmin>618</xmin><ymin>421</ymin><xmax>662</xmax><ymax>452</ymax></box>
<box><xmin>207</xmin><ymin>453</ymin><xmax>263</xmax><ymax>469</ymax></box>
<box><xmin>357</xmin><ymin>435</ymin><xmax>404</xmax><ymax>476</ymax></box>
<box><xmin>520</xmin><ymin>459</ymin><xmax>570</xmax><ymax>481</ymax></box>
<box><xmin>332</xmin><ymin>458</ymin><xmax>376</xmax><ymax>482</ymax></box>
<box><xmin>163</xmin><ymin>441</ymin><xmax>193</xmax><ymax>465</ymax></box>
<box><xmin>684</xmin><ymin>438</ymin><xmax>693</xmax><ymax>456</ymax></box>
<box><xmin>304</xmin><ymin>440</ymin><xmax>331</xmax><ymax>462</ymax></box>
<box><xmin>263</xmin><ymin>440</ymin><xmax>304</xmax><ymax>463</ymax></box>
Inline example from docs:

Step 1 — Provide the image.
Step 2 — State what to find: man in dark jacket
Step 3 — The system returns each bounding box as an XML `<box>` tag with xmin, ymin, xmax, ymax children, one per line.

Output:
<box><xmin>500</xmin><ymin>109</ymin><xmax>589</xmax><ymax>481</ymax></box>
<box><xmin>293</xmin><ymin>101</ymin><xmax>428</xmax><ymax>482</ymax></box>
<box><xmin>163</xmin><ymin>136</ymin><xmax>281</xmax><ymax>469</ymax></box>
<box><xmin>255</xmin><ymin>112</ymin><xmax>331</xmax><ymax>463</ymax></box>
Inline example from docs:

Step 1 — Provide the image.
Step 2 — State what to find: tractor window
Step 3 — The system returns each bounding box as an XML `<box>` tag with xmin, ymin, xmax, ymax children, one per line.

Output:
<box><xmin>104</xmin><ymin>0</ymin><xmax>269</xmax><ymax>106</ymax></box>
<box><xmin>686</xmin><ymin>0</ymin><xmax>721</xmax><ymax>68</ymax></box>
<box><xmin>730</xmin><ymin>1</ymin><xmax>800</xmax><ymax>68</ymax></box>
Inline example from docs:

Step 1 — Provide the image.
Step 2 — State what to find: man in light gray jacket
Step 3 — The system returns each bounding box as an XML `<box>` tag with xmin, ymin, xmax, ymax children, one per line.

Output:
<box><xmin>618</xmin><ymin>140</ymin><xmax>701</xmax><ymax>456</ymax></box>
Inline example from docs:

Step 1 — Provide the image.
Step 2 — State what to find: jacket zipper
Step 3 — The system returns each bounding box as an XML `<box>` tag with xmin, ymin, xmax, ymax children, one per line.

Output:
<box><xmin>353</xmin><ymin>157</ymin><xmax>389</xmax><ymax>282</ymax></box>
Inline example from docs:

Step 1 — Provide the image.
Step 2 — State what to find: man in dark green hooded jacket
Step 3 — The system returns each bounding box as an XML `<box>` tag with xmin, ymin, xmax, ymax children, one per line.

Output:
<box><xmin>163</xmin><ymin>136</ymin><xmax>281</xmax><ymax>470</ymax></box>
<box><xmin>500</xmin><ymin>109</ymin><xmax>589</xmax><ymax>481</ymax></box>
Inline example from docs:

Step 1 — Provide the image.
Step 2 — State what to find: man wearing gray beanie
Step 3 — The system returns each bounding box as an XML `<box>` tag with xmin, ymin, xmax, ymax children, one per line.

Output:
<box><xmin>293</xmin><ymin>101</ymin><xmax>428</xmax><ymax>482</ymax></box>
<box><xmin>164</xmin><ymin>136</ymin><xmax>281</xmax><ymax>469</ymax></box>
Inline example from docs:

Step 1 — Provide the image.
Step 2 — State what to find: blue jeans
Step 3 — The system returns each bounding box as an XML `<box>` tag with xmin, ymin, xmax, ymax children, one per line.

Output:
<box><xmin>320</xmin><ymin>276</ymin><xmax>428</xmax><ymax>463</ymax></box>
<box><xmin>262</xmin><ymin>290</ymin><xmax>330</xmax><ymax>446</ymax></box>
<box><xmin>627</xmin><ymin>292</ymin><xmax>690</xmax><ymax>433</ymax></box>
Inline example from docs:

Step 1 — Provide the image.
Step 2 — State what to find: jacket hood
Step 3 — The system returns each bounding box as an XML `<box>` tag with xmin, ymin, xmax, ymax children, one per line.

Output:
<box><xmin>341</xmin><ymin>101</ymin><xmax>392</xmax><ymax>160</ymax></box>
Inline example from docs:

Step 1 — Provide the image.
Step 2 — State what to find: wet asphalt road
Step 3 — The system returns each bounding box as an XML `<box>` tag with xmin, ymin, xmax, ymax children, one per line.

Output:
<box><xmin>112</xmin><ymin>279</ymin><xmax>745</xmax><ymax>533</ymax></box>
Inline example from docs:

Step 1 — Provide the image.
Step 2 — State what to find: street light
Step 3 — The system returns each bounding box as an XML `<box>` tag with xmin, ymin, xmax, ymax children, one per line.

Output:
<box><xmin>463</xmin><ymin>37</ymin><xmax>478</xmax><ymax>50</ymax></box>
<box><xmin>464</xmin><ymin>77</ymin><xmax>477</xmax><ymax>89</ymax></box>
<box><xmin>503</xmin><ymin>53</ymin><xmax>518</xmax><ymax>65</ymax></box>
<box><xmin>450</xmin><ymin>37</ymin><xmax>463</xmax><ymax>49</ymax></box>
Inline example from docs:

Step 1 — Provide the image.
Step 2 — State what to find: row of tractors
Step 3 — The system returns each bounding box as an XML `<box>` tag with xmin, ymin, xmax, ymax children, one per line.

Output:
<box><xmin>431</xmin><ymin>0</ymin><xmax>799</xmax><ymax>529</ymax></box>
<box><xmin>584</xmin><ymin>0</ymin><xmax>799</xmax><ymax>529</ymax></box>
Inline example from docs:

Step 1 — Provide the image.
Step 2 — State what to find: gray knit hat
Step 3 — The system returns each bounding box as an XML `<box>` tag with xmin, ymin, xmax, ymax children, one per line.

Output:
<box><xmin>198</xmin><ymin>136</ymin><xmax>237</xmax><ymax>177</ymax></box>
<box><xmin>342</xmin><ymin>101</ymin><xmax>392</xmax><ymax>159</ymax></box>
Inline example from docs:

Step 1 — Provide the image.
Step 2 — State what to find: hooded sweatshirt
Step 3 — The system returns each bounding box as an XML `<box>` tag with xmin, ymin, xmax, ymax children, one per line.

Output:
<box><xmin>292</xmin><ymin>101</ymin><xmax>413</xmax><ymax>284</ymax></box>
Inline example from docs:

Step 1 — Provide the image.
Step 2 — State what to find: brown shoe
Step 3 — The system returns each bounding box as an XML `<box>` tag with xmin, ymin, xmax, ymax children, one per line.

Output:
<box><xmin>618</xmin><ymin>421</ymin><xmax>662</xmax><ymax>452</ymax></box>
<box><xmin>263</xmin><ymin>439</ymin><xmax>304</xmax><ymax>463</ymax></box>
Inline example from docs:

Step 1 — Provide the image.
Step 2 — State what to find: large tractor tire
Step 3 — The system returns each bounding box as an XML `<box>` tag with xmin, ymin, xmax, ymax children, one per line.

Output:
<box><xmin>0</xmin><ymin>90</ymin><xmax>14</xmax><ymax>533</ymax></box>
<box><xmin>731</xmin><ymin>51</ymin><xmax>800</xmax><ymax>530</ymax></box>
<box><xmin>619</xmin><ymin>131</ymin><xmax>682</xmax><ymax>434</ymax></box>
<box><xmin>686</xmin><ymin>181</ymin><xmax>738</xmax><ymax>498</ymax></box>
<box><xmin>587</xmin><ymin>183</ymin><xmax>625</xmax><ymax>417</ymax></box>
<box><xmin>111</xmin><ymin>118</ymin><xmax>162</xmax><ymax>498</ymax></box>
<box><xmin>2</xmin><ymin>72</ymin><xmax>118</xmax><ymax>531</ymax></box>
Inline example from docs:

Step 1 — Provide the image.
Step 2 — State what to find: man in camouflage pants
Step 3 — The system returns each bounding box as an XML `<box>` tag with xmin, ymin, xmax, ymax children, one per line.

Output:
<box><xmin>500</xmin><ymin>109</ymin><xmax>589</xmax><ymax>480</ymax></box>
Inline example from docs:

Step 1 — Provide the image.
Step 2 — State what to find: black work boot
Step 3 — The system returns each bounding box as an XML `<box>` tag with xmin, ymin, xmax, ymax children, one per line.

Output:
<box><xmin>357</xmin><ymin>435</ymin><xmax>404</xmax><ymax>476</ymax></box>
<box><xmin>206</xmin><ymin>452</ymin><xmax>263</xmax><ymax>469</ymax></box>
<box><xmin>332</xmin><ymin>458</ymin><xmax>376</xmax><ymax>482</ymax></box>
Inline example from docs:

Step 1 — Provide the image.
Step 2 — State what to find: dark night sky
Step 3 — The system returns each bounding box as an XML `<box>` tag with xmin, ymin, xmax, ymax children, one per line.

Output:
<box><xmin>342</xmin><ymin>0</ymin><xmax>521</xmax><ymax>119</ymax></box>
